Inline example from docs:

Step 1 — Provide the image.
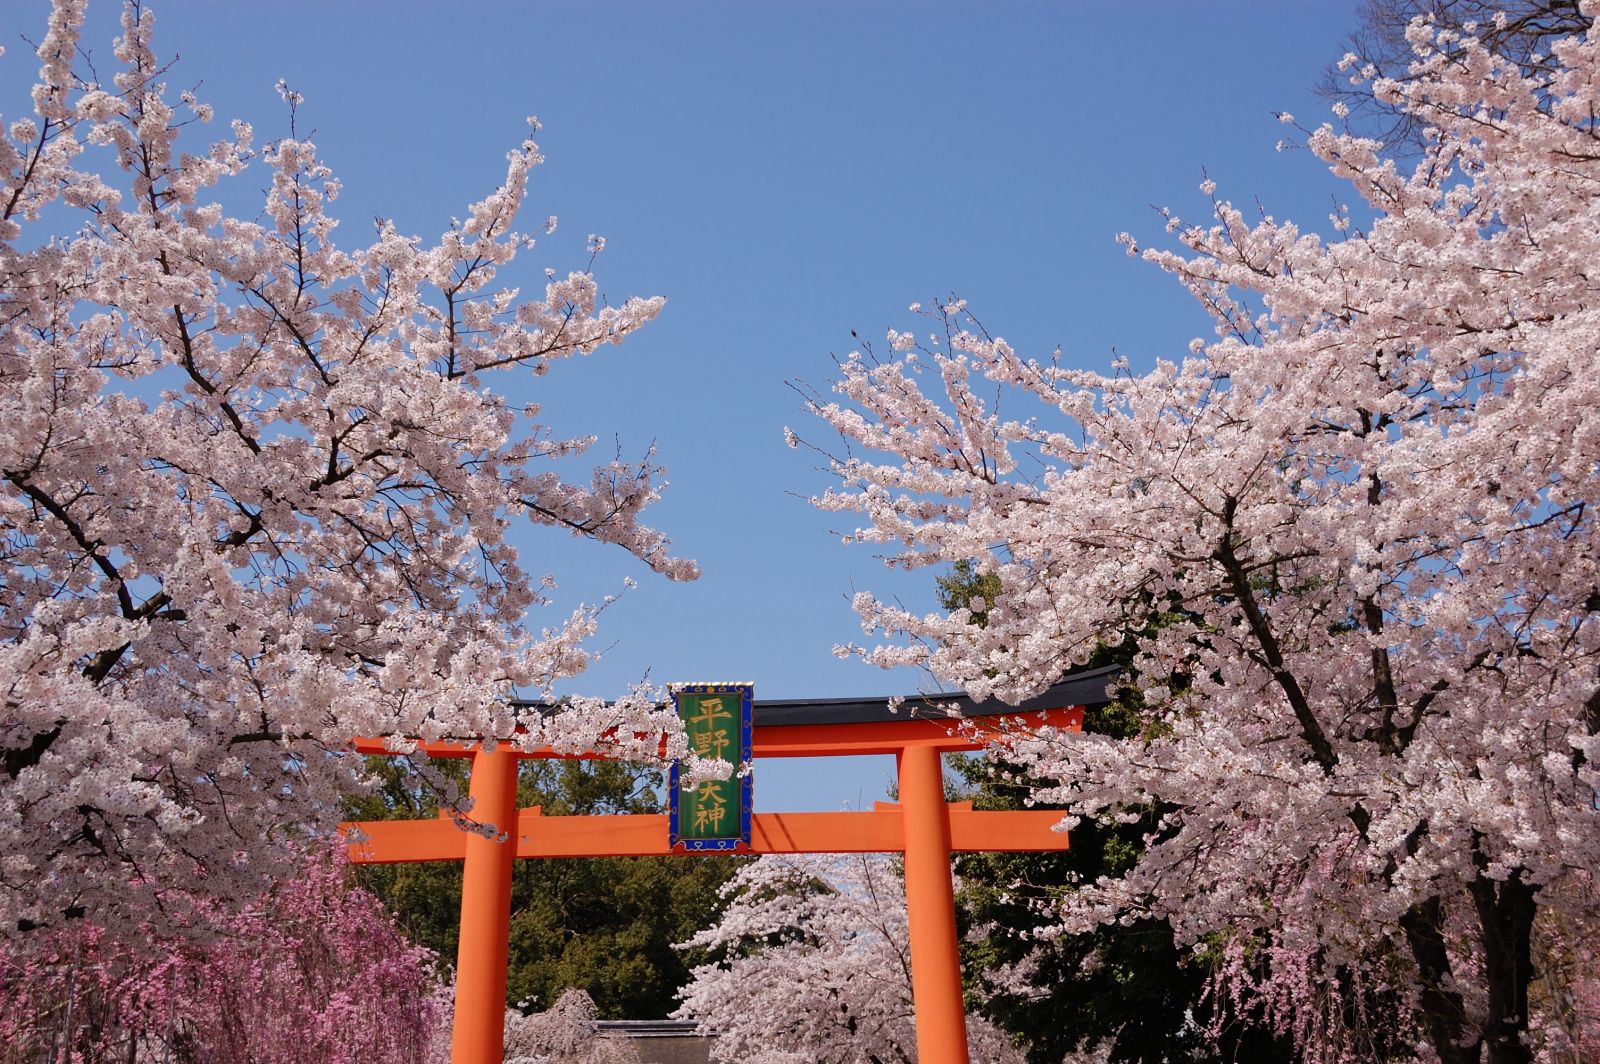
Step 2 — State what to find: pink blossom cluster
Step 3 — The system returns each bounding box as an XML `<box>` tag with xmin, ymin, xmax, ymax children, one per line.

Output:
<box><xmin>0</xmin><ymin>0</ymin><xmax>695</xmax><ymax>932</ymax></box>
<box><xmin>799</xmin><ymin>8</ymin><xmax>1600</xmax><ymax>1062</ymax></box>
<box><xmin>1525</xmin><ymin>873</ymin><xmax>1600</xmax><ymax>1063</ymax></box>
<box><xmin>675</xmin><ymin>853</ymin><xmax>1026</xmax><ymax>1064</ymax></box>
<box><xmin>0</xmin><ymin>847</ymin><xmax>448</xmax><ymax>1063</ymax></box>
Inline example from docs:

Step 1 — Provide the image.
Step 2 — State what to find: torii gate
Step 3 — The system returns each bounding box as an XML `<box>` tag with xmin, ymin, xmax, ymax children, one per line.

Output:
<box><xmin>341</xmin><ymin>667</ymin><xmax>1113</xmax><ymax>1064</ymax></box>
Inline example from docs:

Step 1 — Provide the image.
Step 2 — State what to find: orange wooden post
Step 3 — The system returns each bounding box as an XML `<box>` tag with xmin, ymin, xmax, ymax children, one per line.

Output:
<box><xmin>450</xmin><ymin>746</ymin><xmax>520</xmax><ymax>1064</ymax></box>
<box><xmin>897</xmin><ymin>744</ymin><xmax>971</xmax><ymax>1064</ymax></box>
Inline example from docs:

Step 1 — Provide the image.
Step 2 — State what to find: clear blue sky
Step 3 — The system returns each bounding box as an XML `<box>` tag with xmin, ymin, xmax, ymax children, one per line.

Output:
<box><xmin>5</xmin><ymin>1</ymin><xmax>1362</xmax><ymax>811</ymax></box>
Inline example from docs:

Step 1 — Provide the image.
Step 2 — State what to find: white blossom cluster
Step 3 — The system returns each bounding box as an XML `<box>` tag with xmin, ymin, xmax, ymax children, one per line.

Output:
<box><xmin>675</xmin><ymin>853</ymin><xmax>1026</xmax><ymax>1063</ymax></box>
<box><xmin>501</xmin><ymin>989</ymin><xmax>641</xmax><ymax>1064</ymax></box>
<box><xmin>799</xmin><ymin>8</ymin><xmax>1600</xmax><ymax>1061</ymax></box>
<box><xmin>0</xmin><ymin>1</ymin><xmax>694</xmax><ymax>933</ymax></box>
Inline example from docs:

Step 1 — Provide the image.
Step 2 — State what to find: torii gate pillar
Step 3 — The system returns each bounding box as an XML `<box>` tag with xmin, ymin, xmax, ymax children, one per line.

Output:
<box><xmin>899</xmin><ymin>743</ymin><xmax>971</xmax><ymax>1064</ymax></box>
<box><xmin>450</xmin><ymin>747</ymin><xmax>519</xmax><ymax>1063</ymax></box>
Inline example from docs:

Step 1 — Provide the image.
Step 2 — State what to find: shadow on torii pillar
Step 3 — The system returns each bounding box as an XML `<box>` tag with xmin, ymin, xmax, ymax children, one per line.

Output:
<box><xmin>340</xmin><ymin>666</ymin><xmax>1116</xmax><ymax>1064</ymax></box>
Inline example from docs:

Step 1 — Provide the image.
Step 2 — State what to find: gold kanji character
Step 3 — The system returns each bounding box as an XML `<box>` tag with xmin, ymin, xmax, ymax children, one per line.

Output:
<box><xmin>688</xmin><ymin>696</ymin><xmax>732</xmax><ymax>730</ymax></box>
<box><xmin>692</xmin><ymin>727</ymin><xmax>732</xmax><ymax>760</ymax></box>
<box><xmin>692</xmin><ymin>786</ymin><xmax>729</xmax><ymax>834</ymax></box>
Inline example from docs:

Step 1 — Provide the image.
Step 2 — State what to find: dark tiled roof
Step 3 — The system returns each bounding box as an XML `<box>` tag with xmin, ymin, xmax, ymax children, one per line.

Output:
<box><xmin>751</xmin><ymin>665</ymin><xmax>1118</xmax><ymax>727</ymax></box>
<box><xmin>594</xmin><ymin>1019</ymin><xmax>704</xmax><ymax>1038</ymax></box>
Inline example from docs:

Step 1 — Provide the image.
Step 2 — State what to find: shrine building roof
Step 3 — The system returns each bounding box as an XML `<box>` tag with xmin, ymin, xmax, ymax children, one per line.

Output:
<box><xmin>750</xmin><ymin>664</ymin><xmax>1118</xmax><ymax>728</ymax></box>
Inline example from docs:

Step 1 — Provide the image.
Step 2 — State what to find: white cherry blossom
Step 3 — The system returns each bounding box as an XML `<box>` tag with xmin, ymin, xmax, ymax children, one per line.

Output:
<box><xmin>0</xmin><ymin>1</ymin><xmax>693</xmax><ymax>934</ymax></box>
<box><xmin>802</xmin><ymin>10</ymin><xmax>1600</xmax><ymax>1063</ymax></box>
<box><xmin>676</xmin><ymin>854</ymin><xmax>1027</xmax><ymax>1064</ymax></box>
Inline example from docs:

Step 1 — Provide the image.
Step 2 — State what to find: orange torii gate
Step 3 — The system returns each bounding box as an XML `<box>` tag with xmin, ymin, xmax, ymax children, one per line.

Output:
<box><xmin>341</xmin><ymin>668</ymin><xmax>1113</xmax><ymax>1064</ymax></box>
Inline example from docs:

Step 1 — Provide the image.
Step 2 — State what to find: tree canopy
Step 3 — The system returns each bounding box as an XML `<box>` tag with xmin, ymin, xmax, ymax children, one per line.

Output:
<box><xmin>677</xmin><ymin>852</ymin><xmax>1027</xmax><ymax>1064</ymax></box>
<box><xmin>802</xmin><ymin>11</ymin><xmax>1600</xmax><ymax>1062</ymax></box>
<box><xmin>0</xmin><ymin>0</ymin><xmax>694</xmax><ymax>935</ymax></box>
<box><xmin>0</xmin><ymin>846</ymin><xmax>446</xmax><ymax>1063</ymax></box>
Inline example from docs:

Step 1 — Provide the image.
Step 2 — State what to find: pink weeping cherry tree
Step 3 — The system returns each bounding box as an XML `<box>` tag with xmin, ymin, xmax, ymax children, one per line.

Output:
<box><xmin>0</xmin><ymin>0</ymin><xmax>697</xmax><ymax>935</ymax></box>
<box><xmin>798</xmin><ymin>11</ymin><xmax>1600</xmax><ymax>1064</ymax></box>
<box><xmin>0</xmin><ymin>846</ymin><xmax>450</xmax><ymax>1064</ymax></box>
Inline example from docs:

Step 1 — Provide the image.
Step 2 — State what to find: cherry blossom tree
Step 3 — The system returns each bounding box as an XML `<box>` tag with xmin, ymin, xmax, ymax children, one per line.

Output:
<box><xmin>0</xmin><ymin>846</ymin><xmax>448</xmax><ymax>1063</ymax></box>
<box><xmin>1322</xmin><ymin>0</ymin><xmax>1591</xmax><ymax>151</ymax></box>
<box><xmin>799</xmin><ymin>11</ymin><xmax>1600</xmax><ymax>1064</ymax></box>
<box><xmin>0</xmin><ymin>0</ymin><xmax>695</xmax><ymax>933</ymax></box>
<box><xmin>675</xmin><ymin>853</ymin><xmax>1028</xmax><ymax>1064</ymax></box>
<box><xmin>1524</xmin><ymin>875</ymin><xmax>1600</xmax><ymax>1063</ymax></box>
<box><xmin>503</xmin><ymin>989</ymin><xmax>642</xmax><ymax>1064</ymax></box>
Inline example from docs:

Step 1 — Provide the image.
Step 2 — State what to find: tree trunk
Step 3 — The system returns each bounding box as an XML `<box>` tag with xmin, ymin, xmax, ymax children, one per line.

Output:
<box><xmin>1401</xmin><ymin>897</ymin><xmax>1479</xmax><ymax>1064</ymax></box>
<box><xmin>1472</xmin><ymin>871</ymin><xmax>1538</xmax><ymax>1064</ymax></box>
<box><xmin>1403</xmin><ymin>877</ymin><xmax>1540</xmax><ymax>1064</ymax></box>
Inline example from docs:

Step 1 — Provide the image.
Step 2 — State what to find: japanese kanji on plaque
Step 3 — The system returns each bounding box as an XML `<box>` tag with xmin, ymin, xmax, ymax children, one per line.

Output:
<box><xmin>669</xmin><ymin>682</ymin><xmax>753</xmax><ymax>852</ymax></box>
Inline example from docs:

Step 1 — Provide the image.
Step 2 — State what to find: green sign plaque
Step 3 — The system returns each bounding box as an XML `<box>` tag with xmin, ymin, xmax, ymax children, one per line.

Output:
<box><xmin>669</xmin><ymin>683</ymin><xmax>753</xmax><ymax>852</ymax></box>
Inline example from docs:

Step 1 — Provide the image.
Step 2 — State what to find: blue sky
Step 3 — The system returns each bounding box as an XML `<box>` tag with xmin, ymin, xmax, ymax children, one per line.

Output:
<box><xmin>5</xmin><ymin>1</ymin><xmax>1363</xmax><ymax>811</ymax></box>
